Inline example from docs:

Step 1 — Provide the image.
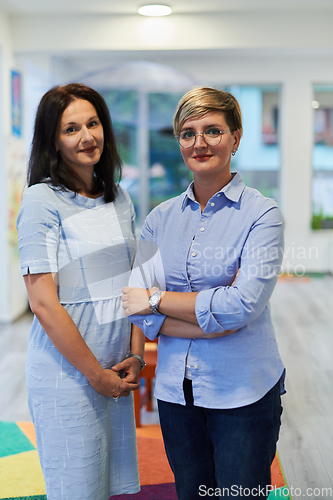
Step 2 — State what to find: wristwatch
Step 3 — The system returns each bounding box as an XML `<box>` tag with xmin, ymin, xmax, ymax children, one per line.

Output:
<box><xmin>126</xmin><ymin>353</ymin><xmax>146</xmax><ymax>371</ymax></box>
<box><xmin>148</xmin><ymin>290</ymin><xmax>163</xmax><ymax>315</ymax></box>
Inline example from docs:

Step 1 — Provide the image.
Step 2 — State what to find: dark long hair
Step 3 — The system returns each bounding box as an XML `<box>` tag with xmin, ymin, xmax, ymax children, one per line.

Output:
<box><xmin>28</xmin><ymin>83</ymin><xmax>122</xmax><ymax>203</ymax></box>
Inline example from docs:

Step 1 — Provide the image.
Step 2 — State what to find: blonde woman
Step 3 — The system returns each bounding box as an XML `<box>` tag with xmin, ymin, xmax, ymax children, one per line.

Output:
<box><xmin>122</xmin><ymin>87</ymin><xmax>285</xmax><ymax>499</ymax></box>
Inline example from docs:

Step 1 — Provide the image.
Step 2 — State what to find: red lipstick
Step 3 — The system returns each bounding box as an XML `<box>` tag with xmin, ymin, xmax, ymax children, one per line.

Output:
<box><xmin>193</xmin><ymin>154</ymin><xmax>212</xmax><ymax>162</ymax></box>
<box><xmin>80</xmin><ymin>146</ymin><xmax>96</xmax><ymax>154</ymax></box>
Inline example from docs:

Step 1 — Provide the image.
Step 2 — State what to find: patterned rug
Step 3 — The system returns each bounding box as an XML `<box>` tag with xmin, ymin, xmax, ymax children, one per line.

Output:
<box><xmin>0</xmin><ymin>422</ymin><xmax>291</xmax><ymax>499</ymax></box>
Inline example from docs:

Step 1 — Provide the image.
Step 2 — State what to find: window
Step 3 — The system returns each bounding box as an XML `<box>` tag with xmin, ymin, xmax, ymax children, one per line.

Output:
<box><xmin>227</xmin><ymin>85</ymin><xmax>281</xmax><ymax>201</ymax></box>
<box><xmin>312</xmin><ymin>85</ymin><xmax>333</xmax><ymax>229</ymax></box>
<box><xmin>101</xmin><ymin>88</ymin><xmax>139</xmax><ymax>211</ymax></box>
<box><xmin>148</xmin><ymin>92</ymin><xmax>190</xmax><ymax>210</ymax></box>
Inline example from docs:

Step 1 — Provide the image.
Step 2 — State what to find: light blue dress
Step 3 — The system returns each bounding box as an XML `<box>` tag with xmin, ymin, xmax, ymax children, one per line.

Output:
<box><xmin>16</xmin><ymin>183</ymin><xmax>140</xmax><ymax>500</ymax></box>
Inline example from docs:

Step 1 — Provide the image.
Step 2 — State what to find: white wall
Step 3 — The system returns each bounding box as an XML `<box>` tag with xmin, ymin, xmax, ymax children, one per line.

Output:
<box><xmin>10</xmin><ymin>11</ymin><xmax>333</xmax><ymax>53</ymax></box>
<box><xmin>0</xmin><ymin>11</ymin><xmax>10</xmax><ymax>321</ymax></box>
<box><xmin>0</xmin><ymin>8</ymin><xmax>28</xmax><ymax>322</ymax></box>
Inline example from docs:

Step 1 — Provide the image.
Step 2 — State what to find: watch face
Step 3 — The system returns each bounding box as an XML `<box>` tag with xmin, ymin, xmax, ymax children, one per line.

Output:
<box><xmin>149</xmin><ymin>291</ymin><xmax>161</xmax><ymax>312</ymax></box>
<box><xmin>151</xmin><ymin>295</ymin><xmax>159</xmax><ymax>306</ymax></box>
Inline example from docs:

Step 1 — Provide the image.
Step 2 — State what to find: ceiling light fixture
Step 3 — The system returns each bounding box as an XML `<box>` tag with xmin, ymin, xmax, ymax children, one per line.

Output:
<box><xmin>138</xmin><ymin>4</ymin><xmax>172</xmax><ymax>17</ymax></box>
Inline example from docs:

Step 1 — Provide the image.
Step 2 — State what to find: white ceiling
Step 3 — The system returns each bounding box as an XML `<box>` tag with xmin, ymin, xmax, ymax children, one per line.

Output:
<box><xmin>5</xmin><ymin>0</ymin><xmax>333</xmax><ymax>71</ymax></box>
<box><xmin>1</xmin><ymin>0</ymin><xmax>333</xmax><ymax>15</ymax></box>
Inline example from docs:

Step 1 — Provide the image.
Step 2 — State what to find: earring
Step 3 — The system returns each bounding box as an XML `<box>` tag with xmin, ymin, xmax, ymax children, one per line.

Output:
<box><xmin>232</xmin><ymin>150</ymin><xmax>237</xmax><ymax>157</ymax></box>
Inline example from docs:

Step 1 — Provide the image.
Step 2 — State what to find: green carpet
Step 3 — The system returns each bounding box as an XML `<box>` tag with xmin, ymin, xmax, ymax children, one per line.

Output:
<box><xmin>0</xmin><ymin>423</ymin><xmax>35</xmax><ymax>459</ymax></box>
<box><xmin>2</xmin><ymin>497</ymin><xmax>46</xmax><ymax>500</ymax></box>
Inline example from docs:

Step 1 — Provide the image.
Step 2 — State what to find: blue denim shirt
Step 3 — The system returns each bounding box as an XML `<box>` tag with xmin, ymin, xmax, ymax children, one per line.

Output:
<box><xmin>129</xmin><ymin>173</ymin><xmax>285</xmax><ymax>408</ymax></box>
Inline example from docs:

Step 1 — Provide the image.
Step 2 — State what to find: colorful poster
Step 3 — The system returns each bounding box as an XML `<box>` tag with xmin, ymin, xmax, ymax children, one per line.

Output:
<box><xmin>11</xmin><ymin>70</ymin><xmax>22</xmax><ymax>137</ymax></box>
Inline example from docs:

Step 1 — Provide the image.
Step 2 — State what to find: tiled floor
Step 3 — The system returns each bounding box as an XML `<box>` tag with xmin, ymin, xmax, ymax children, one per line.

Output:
<box><xmin>0</xmin><ymin>312</ymin><xmax>32</xmax><ymax>421</ymax></box>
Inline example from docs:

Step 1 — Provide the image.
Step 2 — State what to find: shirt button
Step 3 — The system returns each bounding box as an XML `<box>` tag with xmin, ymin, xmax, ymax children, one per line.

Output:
<box><xmin>211</xmin><ymin>202</ymin><xmax>215</xmax><ymax>207</ymax></box>
<box><xmin>192</xmin><ymin>252</ymin><xmax>196</xmax><ymax>257</ymax></box>
<box><xmin>200</xmin><ymin>227</ymin><xmax>205</xmax><ymax>232</ymax></box>
<box><xmin>194</xmin><ymin>365</ymin><xmax>199</xmax><ymax>369</ymax></box>
<box><xmin>217</xmin><ymin>193</ymin><xmax>221</xmax><ymax>197</ymax></box>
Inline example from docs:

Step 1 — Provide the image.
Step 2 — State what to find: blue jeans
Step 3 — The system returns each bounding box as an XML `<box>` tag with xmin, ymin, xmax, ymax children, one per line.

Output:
<box><xmin>158</xmin><ymin>378</ymin><xmax>283</xmax><ymax>499</ymax></box>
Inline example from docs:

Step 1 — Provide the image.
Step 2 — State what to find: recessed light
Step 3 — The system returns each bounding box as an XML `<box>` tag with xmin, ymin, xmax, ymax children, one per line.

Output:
<box><xmin>138</xmin><ymin>4</ymin><xmax>172</xmax><ymax>17</ymax></box>
<box><xmin>311</xmin><ymin>100</ymin><xmax>320</xmax><ymax>109</ymax></box>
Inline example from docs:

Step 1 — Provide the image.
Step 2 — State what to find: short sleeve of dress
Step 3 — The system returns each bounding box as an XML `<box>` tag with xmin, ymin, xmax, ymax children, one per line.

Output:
<box><xmin>17</xmin><ymin>184</ymin><xmax>60</xmax><ymax>276</ymax></box>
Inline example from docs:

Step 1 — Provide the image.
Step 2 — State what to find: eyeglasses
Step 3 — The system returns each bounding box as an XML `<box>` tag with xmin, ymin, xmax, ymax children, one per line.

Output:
<box><xmin>176</xmin><ymin>127</ymin><xmax>232</xmax><ymax>149</ymax></box>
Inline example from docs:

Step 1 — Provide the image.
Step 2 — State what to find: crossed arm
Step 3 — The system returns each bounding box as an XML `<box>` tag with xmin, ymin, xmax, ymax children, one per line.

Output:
<box><xmin>122</xmin><ymin>286</ymin><xmax>237</xmax><ymax>339</ymax></box>
<box><xmin>24</xmin><ymin>272</ymin><xmax>144</xmax><ymax>397</ymax></box>
<box><xmin>122</xmin><ymin>200</ymin><xmax>283</xmax><ymax>341</ymax></box>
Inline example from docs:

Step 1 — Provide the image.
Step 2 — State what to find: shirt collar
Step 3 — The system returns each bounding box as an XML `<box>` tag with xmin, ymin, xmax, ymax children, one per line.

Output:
<box><xmin>181</xmin><ymin>172</ymin><xmax>245</xmax><ymax>211</ymax></box>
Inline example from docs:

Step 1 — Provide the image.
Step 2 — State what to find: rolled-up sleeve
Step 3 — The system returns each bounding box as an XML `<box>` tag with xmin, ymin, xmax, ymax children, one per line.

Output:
<box><xmin>129</xmin><ymin>313</ymin><xmax>166</xmax><ymax>341</ymax></box>
<box><xmin>195</xmin><ymin>201</ymin><xmax>284</xmax><ymax>334</ymax></box>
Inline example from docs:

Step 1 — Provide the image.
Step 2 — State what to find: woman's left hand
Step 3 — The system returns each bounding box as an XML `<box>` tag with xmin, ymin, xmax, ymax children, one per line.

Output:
<box><xmin>111</xmin><ymin>356</ymin><xmax>142</xmax><ymax>384</ymax></box>
<box><xmin>122</xmin><ymin>286</ymin><xmax>158</xmax><ymax>316</ymax></box>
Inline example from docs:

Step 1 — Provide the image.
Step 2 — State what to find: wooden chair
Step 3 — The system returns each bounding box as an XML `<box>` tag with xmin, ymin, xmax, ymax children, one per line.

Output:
<box><xmin>134</xmin><ymin>338</ymin><xmax>158</xmax><ymax>427</ymax></box>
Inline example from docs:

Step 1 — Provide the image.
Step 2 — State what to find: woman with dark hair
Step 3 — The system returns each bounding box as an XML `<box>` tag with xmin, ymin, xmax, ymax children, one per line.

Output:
<box><xmin>122</xmin><ymin>86</ymin><xmax>285</xmax><ymax>499</ymax></box>
<box><xmin>17</xmin><ymin>83</ymin><xmax>144</xmax><ymax>499</ymax></box>
<box><xmin>28</xmin><ymin>83</ymin><xmax>121</xmax><ymax>201</ymax></box>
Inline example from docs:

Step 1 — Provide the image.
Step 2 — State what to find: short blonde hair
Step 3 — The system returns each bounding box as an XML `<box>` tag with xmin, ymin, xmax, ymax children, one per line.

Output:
<box><xmin>173</xmin><ymin>86</ymin><xmax>242</xmax><ymax>137</ymax></box>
